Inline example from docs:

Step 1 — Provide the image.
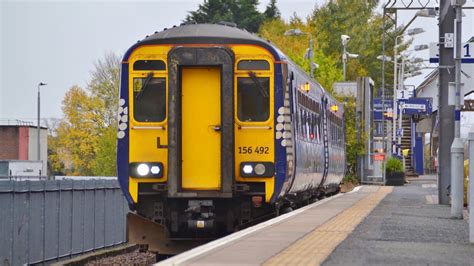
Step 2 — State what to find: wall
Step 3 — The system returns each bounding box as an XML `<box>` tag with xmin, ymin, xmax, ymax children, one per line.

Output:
<box><xmin>0</xmin><ymin>179</ymin><xmax>128</xmax><ymax>265</ymax></box>
<box><xmin>8</xmin><ymin>161</ymin><xmax>43</xmax><ymax>176</ymax></box>
<box><xmin>0</xmin><ymin>127</ymin><xmax>19</xmax><ymax>159</ymax></box>
<box><xmin>27</xmin><ymin>127</ymin><xmax>48</xmax><ymax>174</ymax></box>
<box><xmin>18</xmin><ymin>127</ymin><xmax>29</xmax><ymax>160</ymax></box>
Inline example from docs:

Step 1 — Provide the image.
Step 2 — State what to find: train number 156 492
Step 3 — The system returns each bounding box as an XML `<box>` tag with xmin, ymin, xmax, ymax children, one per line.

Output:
<box><xmin>238</xmin><ymin>146</ymin><xmax>269</xmax><ymax>154</ymax></box>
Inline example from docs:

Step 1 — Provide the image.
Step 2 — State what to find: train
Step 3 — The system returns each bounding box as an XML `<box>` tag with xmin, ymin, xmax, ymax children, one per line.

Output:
<box><xmin>116</xmin><ymin>23</ymin><xmax>345</xmax><ymax>252</ymax></box>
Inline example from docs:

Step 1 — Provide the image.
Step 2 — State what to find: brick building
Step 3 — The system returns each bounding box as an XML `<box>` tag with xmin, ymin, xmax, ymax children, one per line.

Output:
<box><xmin>0</xmin><ymin>120</ymin><xmax>48</xmax><ymax>175</ymax></box>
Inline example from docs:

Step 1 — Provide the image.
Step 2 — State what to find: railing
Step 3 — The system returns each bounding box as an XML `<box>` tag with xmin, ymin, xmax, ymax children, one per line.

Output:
<box><xmin>0</xmin><ymin>119</ymin><xmax>34</xmax><ymax>126</ymax></box>
<box><xmin>0</xmin><ymin>179</ymin><xmax>128</xmax><ymax>265</ymax></box>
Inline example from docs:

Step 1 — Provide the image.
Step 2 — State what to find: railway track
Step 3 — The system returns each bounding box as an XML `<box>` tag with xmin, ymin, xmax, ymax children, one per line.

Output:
<box><xmin>54</xmin><ymin>244</ymin><xmax>162</xmax><ymax>265</ymax></box>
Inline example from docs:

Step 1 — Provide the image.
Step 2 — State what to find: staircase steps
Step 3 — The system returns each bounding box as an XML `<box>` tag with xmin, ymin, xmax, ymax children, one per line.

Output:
<box><xmin>400</xmin><ymin>116</ymin><xmax>416</xmax><ymax>176</ymax></box>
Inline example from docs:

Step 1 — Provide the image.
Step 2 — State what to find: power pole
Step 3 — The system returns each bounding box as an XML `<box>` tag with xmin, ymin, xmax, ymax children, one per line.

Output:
<box><xmin>450</xmin><ymin>0</ymin><xmax>466</xmax><ymax>218</ymax></box>
<box><xmin>438</xmin><ymin>0</ymin><xmax>455</xmax><ymax>205</ymax></box>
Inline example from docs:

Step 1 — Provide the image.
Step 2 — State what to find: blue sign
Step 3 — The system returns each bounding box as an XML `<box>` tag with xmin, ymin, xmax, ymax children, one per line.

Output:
<box><xmin>400</xmin><ymin>97</ymin><xmax>433</xmax><ymax>115</ymax></box>
<box><xmin>373</xmin><ymin>98</ymin><xmax>393</xmax><ymax>120</ymax></box>
<box><xmin>396</xmin><ymin>128</ymin><xmax>403</xmax><ymax>137</ymax></box>
<box><xmin>429</xmin><ymin>42</ymin><xmax>473</xmax><ymax>63</ymax></box>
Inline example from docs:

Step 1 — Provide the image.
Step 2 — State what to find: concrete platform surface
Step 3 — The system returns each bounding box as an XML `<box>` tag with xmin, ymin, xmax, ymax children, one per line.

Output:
<box><xmin>323</xmin><ymin>175</ymin><xmax>474</xmax><ymax>265</ymax></box>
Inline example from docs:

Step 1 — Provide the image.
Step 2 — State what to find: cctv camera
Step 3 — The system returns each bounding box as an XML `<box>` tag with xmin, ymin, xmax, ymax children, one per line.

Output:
<box><xmin>341</xmin><ymin>34</ymin><xmax>351</xmax><ymax>45</ymax></box>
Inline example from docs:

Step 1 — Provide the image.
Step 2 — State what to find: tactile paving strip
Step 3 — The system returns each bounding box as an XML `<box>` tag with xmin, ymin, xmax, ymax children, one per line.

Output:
<box><xmin>264</xmin><ymin>186</ymin><xmax>393</xmax><ymax>266</ymax></box>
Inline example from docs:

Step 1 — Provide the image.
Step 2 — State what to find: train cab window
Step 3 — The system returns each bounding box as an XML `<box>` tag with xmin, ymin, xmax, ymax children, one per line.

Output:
<box><xmin>133</xmin><ymin>60</ymin><xmax>166</xmax><ymax>71</ymax></box>
<box><xmin>133</xmin><ymin>77</ymin><xmax>166</xmax><ymax>122</ymax></box>
<box><xmin>237</xmin><ymin>77</ymin><xmax>270</xmax><ymax>122</ymax></box>
<box><xmin>237</xmin><ymin>60</ymin><xmax>270</xmax><ymax>71</ymax></box>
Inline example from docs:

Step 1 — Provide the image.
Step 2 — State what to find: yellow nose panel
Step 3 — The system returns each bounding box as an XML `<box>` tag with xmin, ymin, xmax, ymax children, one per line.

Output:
<box><xmin>181</xmin><ymin>67</ymin><xmax>221</xmax><ymax>190</ymax></box>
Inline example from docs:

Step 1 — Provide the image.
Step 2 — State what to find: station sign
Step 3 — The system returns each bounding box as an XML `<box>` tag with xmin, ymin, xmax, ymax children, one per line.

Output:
<box><xmin>373</xmin><ymin>98</ymin><xmax>393</xmax><ymax>120</ymax></box>
<box><xmin>396</xmin><ymin>127</ymin><xmax>404</xmax><ymax>137</ymax></box>
<box><xmin>429</xmin><ymin>42</ymin><xmax>473</xmax><ymax>63</ymax></box>
<box><xmin>396</xmin><ymin>87</ymin><xmax>415</xmax><ymax>100</ymax></box>
<box><xmin>400</xmin><ymin>97</ymin><xmax>433</xmax><ymax>115</ymax></box>
<box><xmin>373</xmin><ymin>153</ymin><xmax>385</xmax><ymax>161</ymax></box>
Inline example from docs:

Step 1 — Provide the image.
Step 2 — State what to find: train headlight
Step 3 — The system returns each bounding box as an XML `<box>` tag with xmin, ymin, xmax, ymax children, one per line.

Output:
<box><xmin>254</xmin><ymin>163</ymin><xmax>266</xmax><ymax>175</ymax></box>
<box><xmin>242</xmin><ymin>165</ymin><xmax>253</xmax><ymax>174</ymax></box>
<box><xmin>129</xmin><ymin>162</ymin><xmax>163</xmax><ymax>178</ymax></box>
<box><xmin>240</xmin><ymin>162</ymin><xmax>274</xmax><ymax>177</ymax></box>
<box><xmin>150</xmin><ymin>165</ymin><xmax>161</xmax><ymax>175</ymax></box>
<box><xmin>137</xmin><ymin>164</ymin><xmax>150</xmax><ymax>176</ymax></box>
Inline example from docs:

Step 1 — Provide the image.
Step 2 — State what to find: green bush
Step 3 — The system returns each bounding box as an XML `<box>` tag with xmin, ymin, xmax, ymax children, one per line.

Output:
<box><xmin>386</xmin><ymin>157</ymin><xmax>404</xmax><ymax>174</ymax></box>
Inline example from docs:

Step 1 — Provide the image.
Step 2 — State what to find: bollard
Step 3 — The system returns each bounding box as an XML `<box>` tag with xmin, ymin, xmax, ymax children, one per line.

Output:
<box><xmin>451</xmin><ymin>137</ymin><xmax>464</xmax><ymax>219</ymax></box>
<box><xmin>469</xmin><ymin>126</ymin><xmax>474</xmax><ymax>243</ymax></box>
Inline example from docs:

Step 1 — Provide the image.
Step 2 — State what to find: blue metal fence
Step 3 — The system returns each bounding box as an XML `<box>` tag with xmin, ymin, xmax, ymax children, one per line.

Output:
<box><xmin>0</xmin><ymin>179</ymin><xmax>128</xmax><ymax>265</ymax></box>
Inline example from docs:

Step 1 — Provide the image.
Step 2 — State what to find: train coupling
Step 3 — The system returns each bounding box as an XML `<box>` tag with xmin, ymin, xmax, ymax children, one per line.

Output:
<box><xmin>185</xmin><ymin>200</ymin><xmax>215</xmax><ymax>230</ymax></box>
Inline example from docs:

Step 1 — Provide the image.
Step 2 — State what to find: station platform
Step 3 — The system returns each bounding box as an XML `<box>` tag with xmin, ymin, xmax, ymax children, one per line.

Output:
<box><xmin>159</xmin><ymin>175</ymin><xmax>474</xmax><ymax>265</ymax></box>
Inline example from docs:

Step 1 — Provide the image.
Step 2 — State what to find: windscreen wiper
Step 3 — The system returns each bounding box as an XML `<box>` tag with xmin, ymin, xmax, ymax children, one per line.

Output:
<box><xmin>135</xmin><ymin>72</ymin><xmax>153</xmax><ymax>100</ymax></box>
<box><xmin>248</xmin><ymin>71</ymin><xmax>269</xmax><ymax>98</ymax></box>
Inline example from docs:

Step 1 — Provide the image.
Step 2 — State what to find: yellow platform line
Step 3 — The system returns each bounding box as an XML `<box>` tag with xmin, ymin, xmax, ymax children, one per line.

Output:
<box><xmin>264</xmin><ymin>186</ymin><xmax>393</xmax><ymax>266</ymax></box>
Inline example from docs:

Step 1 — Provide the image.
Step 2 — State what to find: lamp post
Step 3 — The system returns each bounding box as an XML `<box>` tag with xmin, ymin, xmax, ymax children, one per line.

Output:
<box><xmin>341</xmin><ymin>35</ymin><xmax>359</xmax><ymax>81</ymax></box>
<box><xmin>392</xmin><ymin>28</ymin><xmax>426</xmax><ymax>156</ymax></box>
<box><xmin>284</xmin><ymin>29</ymin><xmax>316</xmax><ymax>78</ymax></box>
<box><xmin>397</xmin><ymin>56</ymin><xmax>423</xmax><ymax>156</ymax></box>
<box><xmin>382</xmin><ymin>8</ymin><xmax>436</xmax><ymax>157</ymax></box>
<box><xmin>37</xmin><ymin>82</ymin><xmax>47</xmax><ymax>167</ymax></box>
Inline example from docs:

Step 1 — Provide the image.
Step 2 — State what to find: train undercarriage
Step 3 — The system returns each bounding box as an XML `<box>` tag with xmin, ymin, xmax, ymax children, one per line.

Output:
<box><xmin>126</xmin><ymin>182</ymin><xmax>340</xmax><ymax>254</ymax></box>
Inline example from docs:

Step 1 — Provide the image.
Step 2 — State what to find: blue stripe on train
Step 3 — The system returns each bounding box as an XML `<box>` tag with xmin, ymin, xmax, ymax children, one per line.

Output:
<box><xmin>271</xmin><ymin>62</ymin><xmax>286</xmax><ymax>204</ymax></box>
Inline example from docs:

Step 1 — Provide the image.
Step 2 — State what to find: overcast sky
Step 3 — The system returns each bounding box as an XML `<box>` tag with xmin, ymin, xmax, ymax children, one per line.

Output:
<box><xmin>1</xmin><ymin>0</ymin><xmax>473</xmax><ymax>124</ymax></box>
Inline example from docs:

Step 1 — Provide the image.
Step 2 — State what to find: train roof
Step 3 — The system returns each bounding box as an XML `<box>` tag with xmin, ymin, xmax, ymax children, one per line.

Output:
<box><xmin>125</xmin><ymin>23</ymin><xmax>284</xmax><ymax>60</ymax></box>
<box><xmin>142</xmin><ymin>23</ymin><xmax>263</xmax><ymax>43</ymax></box>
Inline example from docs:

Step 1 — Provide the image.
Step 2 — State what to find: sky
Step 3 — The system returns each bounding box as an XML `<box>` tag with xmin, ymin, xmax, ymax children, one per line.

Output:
<box><xmin>1</xmin><ymin>0</ymin><xmax>473</xmax><ymax>125</ymax></box>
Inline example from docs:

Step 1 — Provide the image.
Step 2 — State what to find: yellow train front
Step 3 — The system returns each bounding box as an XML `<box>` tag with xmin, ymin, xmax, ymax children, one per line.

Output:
<box><xmin>117</xmin><ymin>23</ymin><xmax>345</xmax><ymax>244</ymax></box>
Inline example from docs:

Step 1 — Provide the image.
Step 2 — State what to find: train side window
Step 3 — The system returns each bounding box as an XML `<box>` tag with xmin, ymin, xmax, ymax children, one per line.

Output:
<box><xmin>237</xmin><ymin>77</ymin><xmax>270</xmax><ymax>122</ymax></box>
<box><xmin>304</xmin><ymin>111</ymin><xmax>308</xmax><ymax>139</ymax></box>
<box><xmin>306</xmin><ymin>111</ymin><xmax>311</xmax><ymax>139</ymax></box>
<box><xmin>237</xmin><ymin>60</ymin><xmax>270</xmax><ymax>71</ymax></box>
<box><xmin>296</xmin><ymin>108</ymin><xmax>301</xmax><ymax>137</ymax></box>
<box><xmin>301</xmin><ymin>111</ymin><xmax>305</xmax><ymax>139</ymax></box>
<box><xmin>301</xmin><ymin>110</ymin><xmax>305</xmax><ymax>138</ymax></box>
<box><xmin>301</xmin><ymin>109</ymin><xmax>305</xmax><ymax>138</ymax></box>
<box><xmin>316</xmin><ymin>114</ymin><xmax>320</xmax><ymax>143</ymax></box>
<box><xmin>339</xmin><ymin>119</ymin><xmax>342</xmax><ymax>146</ymax></box>
<box><xmin>133</xmin><ymin>60</ymin><xmax>166</xmax><ymax>71</ymax></box>
<box><xmin>133</xmin><ymin>77</ymin><xmax>166</xmax><ymax>122</ymax></box>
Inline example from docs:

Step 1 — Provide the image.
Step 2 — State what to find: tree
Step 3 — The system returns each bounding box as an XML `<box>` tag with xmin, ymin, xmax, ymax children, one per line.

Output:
<box><xmin>88</xmin><ymin>53</ymin><xmax>121</xmax><ymax>176</ymax></box>
<box><xmin>232</xmin><ymin>0</ymin><xmax>264</xmax><ymax>33</ymax></box>
<box><xmin>259</xmin><ymin>0</ymin><xmax>402</xmax><ymax>180</ymax></box>
<box><xmin>56</xmin><ymin>86</ymin><xmax>103</xmax><ymax>176</ymax></box>
<box><xmin>185</xmin><ymin>0</ymin><xmax>234</xmax><ymax>26</ymax></box>
<box><xmin>44</xmin><ymin>118</ymin><xmax>65</xmax><ymax>176</ymax></box>
<box><xmin>51</xmin><ymin>53</ymin><xmax>121</xmax><ymax>176</ymax></box>
<box><xmin>91</xmin><ymin>125</ymin><xmax>117</xmax><ymax>176</ymax></box>
<box><xmin>308</xmin><ymin>0</ymin><xmax>400</xmax><ymax>87</ymax></box>
<box><xmin>88</xmin><ymin>53</ymin><xmax>121</xmax><ymax>127</ymax></box>
<box><xmin>264</xmin><ymin>0</ymin><xmax>280</xmax><ymax>20</ymax></box>
<box><xmin>185</xmin><ymin>0</ymin><xmax>267</xmax><ymax>33</ymax></box>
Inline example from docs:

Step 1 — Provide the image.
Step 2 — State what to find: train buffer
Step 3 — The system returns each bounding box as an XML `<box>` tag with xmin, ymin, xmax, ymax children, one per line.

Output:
<box><xmin>159</xmin><ymin>175</ymin><xmax>474</xmax><ymax>265</ymax></box>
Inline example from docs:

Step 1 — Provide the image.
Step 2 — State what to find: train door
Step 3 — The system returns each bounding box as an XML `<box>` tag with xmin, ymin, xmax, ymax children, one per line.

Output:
<box><xmin>283</xmin><ymin>71</ymin><xmax>298</xmax><ymax>195</ymax></box>
<box><xmin>181</xmin><ymin>67</ymin><xmax>221</xmax><ymax>190</ymax></box>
